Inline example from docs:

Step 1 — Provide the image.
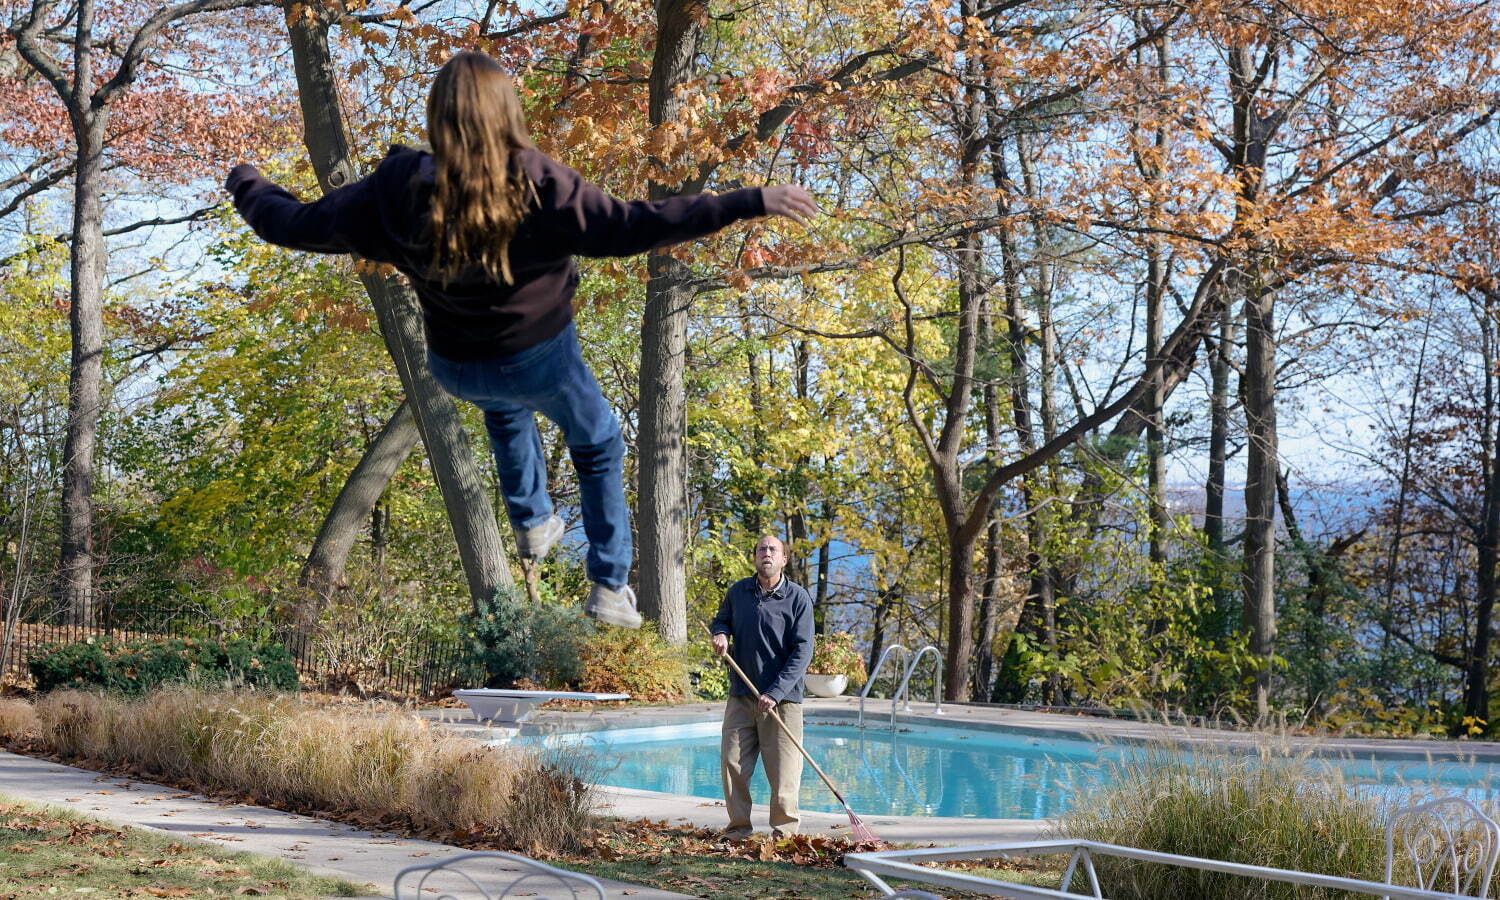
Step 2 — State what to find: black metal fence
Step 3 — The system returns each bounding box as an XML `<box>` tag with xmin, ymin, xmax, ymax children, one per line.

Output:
<box><xmin>0</xmin><ymin>605</ymin><xmax>481</xmax><ymax>700</ymax></box>
<box><xmin>278</xmin><ymin>629</ymin><xmax>480</xmax><ymax>699</ymax></box>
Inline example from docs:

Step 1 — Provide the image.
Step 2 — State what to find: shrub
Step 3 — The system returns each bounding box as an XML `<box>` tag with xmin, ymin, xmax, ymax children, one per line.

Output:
<box><xmin>29</xmin><ymin>686</ymin><xmax>593</xmax><ymax>851</ymax></box>
<box><xmin>809</xmin><ymin>631</ymin><xmax>868</xmax><ymax>689</ymax></box>
<box><xmin>577</xmin><ymin>627</ymin><xmax>687</xmax><ymax>702</ymax></box>
<box><xmin>1058</xmin><ymin>741</ymin><xmax>1411</xmax><ymax>899</ymax></box>
<box><xmin>462</xmin><ymin>586</ymin><xmax>594</xmax><ymax>688</ymax></box>
<box><xmin>28</xmin><ymin>640</ymin><xmax>119</xmax><ymax>693</ymax></box>
<box><xmin>28</xmin><ymin>636</ymin><xmax>298</xmax><ymax>695</ymax></box>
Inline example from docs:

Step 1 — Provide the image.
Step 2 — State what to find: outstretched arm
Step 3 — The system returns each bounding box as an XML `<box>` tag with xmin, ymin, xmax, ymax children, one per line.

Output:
<box><xmin>225</xmin><ymin>165</ymin><xmax>377</xmax><ymax>256</ymax></box>
<box><xmin>532</xmin><ymin>154</ymin><xmax>818</xmax><ymax>258</ymax></box>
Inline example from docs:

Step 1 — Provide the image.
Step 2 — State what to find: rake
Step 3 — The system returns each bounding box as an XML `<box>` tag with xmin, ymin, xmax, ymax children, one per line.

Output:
<box><xmin>708</xmin><ymin>626</ymin><xmax>885</xmax><ymax>845</ymax></box>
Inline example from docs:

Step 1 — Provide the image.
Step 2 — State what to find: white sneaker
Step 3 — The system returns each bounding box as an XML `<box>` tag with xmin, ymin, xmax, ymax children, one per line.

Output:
<box><xmin>585</xmin><ymin>583</ymin><xmax>642</xmax><ymax>629</ymax></box>
<box><xmin>516</xmin><ymin>514</ymin><xmax>565</xmax><ymax>561</ymax></box>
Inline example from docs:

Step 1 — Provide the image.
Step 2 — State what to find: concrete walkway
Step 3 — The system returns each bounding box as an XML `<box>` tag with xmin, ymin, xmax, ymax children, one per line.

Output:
<box><xmin>0</xmin><ymin>749</ymin><xmax>691</xmax><ymax>900</ymax></box>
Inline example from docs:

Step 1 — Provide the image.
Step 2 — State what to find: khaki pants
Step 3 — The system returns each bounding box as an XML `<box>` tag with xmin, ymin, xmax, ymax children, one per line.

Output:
<box><xmin>721</xmin><ymin>695</ymin><xmax>804</xmax><ymax>836</ymax></box>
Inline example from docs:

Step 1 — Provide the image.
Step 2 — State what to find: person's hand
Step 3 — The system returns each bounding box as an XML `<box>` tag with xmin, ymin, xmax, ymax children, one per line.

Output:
<box><xmin>761</xmin><ymin>185</ymin><xmax>819</xmax><ymax>225</ymax></box>
<box><xmin>711</xmin><ymin>632</ymin><xmax>729</xmax><ymax>657</ymax></box>
<box><xmin>224</xmin><ymin>164</ymin><xmax>260</xmax><ymax>198</ymax></box>
<box><xmin>757</xmin><ymin>694</ymin><xmax>777</xmax><ymax>714</ymax></box>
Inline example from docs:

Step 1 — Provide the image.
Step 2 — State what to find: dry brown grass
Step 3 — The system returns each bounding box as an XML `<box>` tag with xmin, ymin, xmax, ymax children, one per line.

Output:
<box><xmin>23</xmin><ymin>687</ymin><xmax>592</xmax><ymax>852</ymax></box>
<box><xmin>0</xmin><ymin>698</ymin><xmax>38</xmax><ymax>738</ymax></box>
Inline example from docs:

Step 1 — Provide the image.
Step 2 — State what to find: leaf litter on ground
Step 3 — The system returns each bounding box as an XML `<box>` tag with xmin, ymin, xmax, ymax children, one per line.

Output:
<box><xmin>0</xmin><ymin>796</ymin><xmax>369</xmax><ymax>898</ymax></box>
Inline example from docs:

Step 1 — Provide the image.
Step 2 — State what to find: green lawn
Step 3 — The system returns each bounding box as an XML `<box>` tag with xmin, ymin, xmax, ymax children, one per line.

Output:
<box><xmin>0</xmin><ymin>795</ymin><xmax>372</xmax><ymax>899</ymax></box>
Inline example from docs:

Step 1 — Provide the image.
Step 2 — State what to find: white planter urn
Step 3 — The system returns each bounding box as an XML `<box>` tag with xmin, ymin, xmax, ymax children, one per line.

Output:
<box><xmin>804</xmin><ymin>673</ymin><xmax>848</xmax><ymax>697</ymax></box>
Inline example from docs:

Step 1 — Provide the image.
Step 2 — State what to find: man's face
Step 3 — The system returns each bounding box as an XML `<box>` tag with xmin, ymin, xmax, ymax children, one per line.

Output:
<box><xmin>754</xmin><ymin>538</ymin><xmax>787</xmax><ymax>581</ymax></box>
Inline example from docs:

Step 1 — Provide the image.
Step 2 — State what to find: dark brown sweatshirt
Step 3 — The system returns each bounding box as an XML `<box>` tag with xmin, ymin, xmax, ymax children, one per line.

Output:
<box><xmin>226</xmin><ymin>146</ymin><xmax>765</xmax><ymax>360</ymax></box>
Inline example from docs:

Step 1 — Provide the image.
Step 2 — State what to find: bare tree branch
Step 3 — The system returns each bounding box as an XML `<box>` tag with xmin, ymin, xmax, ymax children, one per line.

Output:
<box><xmin>96</xmin><ymin>0</ymin><xmax>275</xmax><ymax>107</ymax></box>
<box><xmin>483</xmin><ymin>10</ymin><xmax>567</xmax><ymax>39</ymax></box>
<box><xmin>0</xmin><ymin>202</ymin><xmax>220</xmax><ymax>268</ymax></box>
<box><xmin>0</xmin><ymin>158</ymin><xmax>75</xmax><ymax>221</ymax></box>
<box><xmin>0</xmin><ymin>152</ymin><xmax>69</xmax><ymax>195</ymax></box>
<box><xmin>8</xmin><ymin>0</ymin><xmax>73</xmax><ymax>103</ymax></box>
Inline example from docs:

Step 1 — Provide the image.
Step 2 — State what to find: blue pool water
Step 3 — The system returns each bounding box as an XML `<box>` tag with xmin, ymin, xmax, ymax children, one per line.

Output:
<box><xmin>514</xmin><ymin>719</ymin><xmax>1500</xmax><ymax>819</ymax></box>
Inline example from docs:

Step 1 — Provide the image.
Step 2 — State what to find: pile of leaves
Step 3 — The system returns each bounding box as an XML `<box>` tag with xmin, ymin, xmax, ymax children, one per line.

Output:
<box><xmin>580</xmin><ymin>818</ymin><xmax>886</xmax><ymax>868</ymax></box>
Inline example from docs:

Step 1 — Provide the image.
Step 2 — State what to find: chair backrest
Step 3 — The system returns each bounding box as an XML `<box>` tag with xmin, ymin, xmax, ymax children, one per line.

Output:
<box><xmin>393</xmin><ymin>851</ymin><xmax>607</xmax><ymax>900</ymax></box>
<box><xmin>1386</xmin><ymin>796</ymin><xmax>1500</xmax><ymax>898</ymax></box>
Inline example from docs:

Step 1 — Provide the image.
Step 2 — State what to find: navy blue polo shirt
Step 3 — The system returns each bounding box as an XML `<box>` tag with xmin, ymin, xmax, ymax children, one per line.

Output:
<box><xmin>710</xmin><ymin>575</ymin><xmax>814</xmax><ymax>702</ymax></box>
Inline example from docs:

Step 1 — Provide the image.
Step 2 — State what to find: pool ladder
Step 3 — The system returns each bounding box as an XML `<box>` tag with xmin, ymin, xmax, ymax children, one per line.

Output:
<box><xmin>858</xmin><ymin>644</ymin><xmax>944</xmax><ymax>729</ymax></box>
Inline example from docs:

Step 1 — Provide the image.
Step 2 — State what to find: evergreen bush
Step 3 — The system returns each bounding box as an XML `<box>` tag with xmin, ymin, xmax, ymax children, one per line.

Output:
<box><xmin>462</xmin><ymin>586</ymin><xmax>593</xmax><ymax>688</ymax></box>
<box><xmin>28</xmin><ymin>636</ymin><xmax>298</xmax><ymax>695</ymax></box>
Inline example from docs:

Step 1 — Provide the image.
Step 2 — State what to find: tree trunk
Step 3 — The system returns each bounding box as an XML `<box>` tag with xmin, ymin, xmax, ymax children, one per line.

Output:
<box><xmin>636</xmin><ymin>0</ymin><xmax>707</xmax><ymax>644</ymax></box>
<box><xmin>284</xmin><ymin>8</ymin><xmax>513</xmax><ymax>612</ymax></box>
<box><xmin>59</xmin><ymin>113</ymin><xmax>104</xmax><ymax>626</ymax></box>
<box><xmin>744</xmin><ymin>333</ymin><xmax>766</xmax><ymax>534</ymax></box>
<box><xmin>1241</xmin><ymin>283</ymin><xmax>1278</xmax><ymax>719</ymax></box>
<box><xmin>1466</xmin><ymin>292</ymin><xmax>1500</xmax><ymax>723</ymax></box>
<box><xmin>56</xmin><ymin>0</ymin><xmax>106</xmax><ymax>626</ymax></box>
<box><xmin>814</xmin><ymin>513</ymin><xmax>831</xmax><ymax>634</ymax></box>
<box><xmin>944</xmin><ymin>527</ymin><xmax>977</xmax><ymax>700</ymax></box>
<box><xmin>973</xmin><ymin>288</ymin><xmax>1006</xmax><ymax>699</ymax></box>
<box><xmin>299</xmin><ymin>400</ymin><xmax>420</xmax><ymax>607</ymax></box>
<box><xmin>1145</xmin><ymin>241</ymin><xmax>1168</xmax><ymax>565</ymax></box>
<box><xmin>1204</xmin><ymin>300</ymin><xmax>1235</xmax><ymax>552</ymax></box>
<box><xmin>1139</xmin><ymin>23</ymin><xmax>1171</xmax><ymax>567</ymax></box>
<box><xmin>786</xmin><ymin>340</ymin><xmax>812</xmax><ymax>590</ymax></box>
<box><xmin>867</xmin><ymin>583</ymin><xmax>892</xmax><ymax>676</ymax></box>
<box><xmin>974</xmin><ymin>515</ymin><xmax>1003</xmax><ymax>698</ymax></box>
<box><xmin>639</xmin><ymin>255</ymin><xmax>692</xmax><ymax>642</ymax></box>
<box><xmin>993</xmin><ymin>126</ymin><xmax>1060</xmax><ymax>702</ymax></box>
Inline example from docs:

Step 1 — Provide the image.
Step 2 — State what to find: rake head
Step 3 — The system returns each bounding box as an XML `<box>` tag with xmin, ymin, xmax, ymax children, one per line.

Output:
<box><xmin>845</xmin><ymin>809</ymin><xmax>884</xmax><ymax>846</ymax></box>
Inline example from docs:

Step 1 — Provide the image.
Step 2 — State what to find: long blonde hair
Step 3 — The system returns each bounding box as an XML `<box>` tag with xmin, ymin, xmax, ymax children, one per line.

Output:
<box><xmin>427</xmin><ymin>51</ymin><xmax>536</xmax><ymax>284</ymax></box>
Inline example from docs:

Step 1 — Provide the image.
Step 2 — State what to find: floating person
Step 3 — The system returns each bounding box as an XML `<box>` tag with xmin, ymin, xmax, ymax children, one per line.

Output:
<box><xmin>226</xmin><ymin>51</ymin><xmax>818</xmax><ymax>629</ymax></box>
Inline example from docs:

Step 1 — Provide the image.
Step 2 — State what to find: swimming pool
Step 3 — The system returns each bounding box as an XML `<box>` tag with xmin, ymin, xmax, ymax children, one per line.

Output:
<box><xmin>512</xmin><ymin>717</ymin><xmax>1500</xmax><ymax>819</ymax></box>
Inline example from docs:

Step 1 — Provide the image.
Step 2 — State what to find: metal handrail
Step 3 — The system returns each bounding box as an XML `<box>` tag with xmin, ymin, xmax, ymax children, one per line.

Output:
<box><xmin>859</xmin><ymin>643</ymin><xmax>944</xmax><ymax>729</ymax></box>
<box><xmin>895</xmin><ymin>645</ymin><xmax>944</xmax><ymax>721</ymax></box>
<box><xmin>859</xmin><ymin>644</ymin><xmax>909</xmax><ymax>728</ymax></box>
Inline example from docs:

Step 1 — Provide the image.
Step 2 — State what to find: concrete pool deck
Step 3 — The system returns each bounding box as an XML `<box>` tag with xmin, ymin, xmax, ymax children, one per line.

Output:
<box><xmin>420</xmin><ymin>696</ymin><xmax>1500</xmax><ymax>845</ymax></box>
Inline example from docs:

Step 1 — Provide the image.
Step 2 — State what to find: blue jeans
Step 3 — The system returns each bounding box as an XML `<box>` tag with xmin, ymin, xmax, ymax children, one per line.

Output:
<box><xmin>426</xmin><ymin>322</ymin><xmax>630</xmax><ymax>588</ymax></box>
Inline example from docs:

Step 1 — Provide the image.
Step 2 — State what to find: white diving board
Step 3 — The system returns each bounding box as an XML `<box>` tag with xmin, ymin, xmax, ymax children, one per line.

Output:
<box><xmin>453</xmin><ymin>689</ymin><xmax>630</xmax><ymax>726</ymax></box>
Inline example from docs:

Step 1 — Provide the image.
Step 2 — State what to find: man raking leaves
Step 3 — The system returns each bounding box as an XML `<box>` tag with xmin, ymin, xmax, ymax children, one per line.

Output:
<box><xmin>709</xmin><ymin>536</ymin><xmax>884</xmax><ymax>845</ymax></box>
<box><xmin>226</xmin><ymin>51</ymin><xmax>817</xmax><ymax>628</ymax></box>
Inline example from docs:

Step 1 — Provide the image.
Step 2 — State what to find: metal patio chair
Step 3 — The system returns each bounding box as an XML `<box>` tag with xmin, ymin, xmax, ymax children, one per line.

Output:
<box><xmin>1385</xmin><ymin>796</ymin><xmax>1500</xmax><ymax>899</ymax></box>
<box><xmin>393</xmin><ymin>850</ymin><xmax>606</xmax><ymax>900</ymax></box>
